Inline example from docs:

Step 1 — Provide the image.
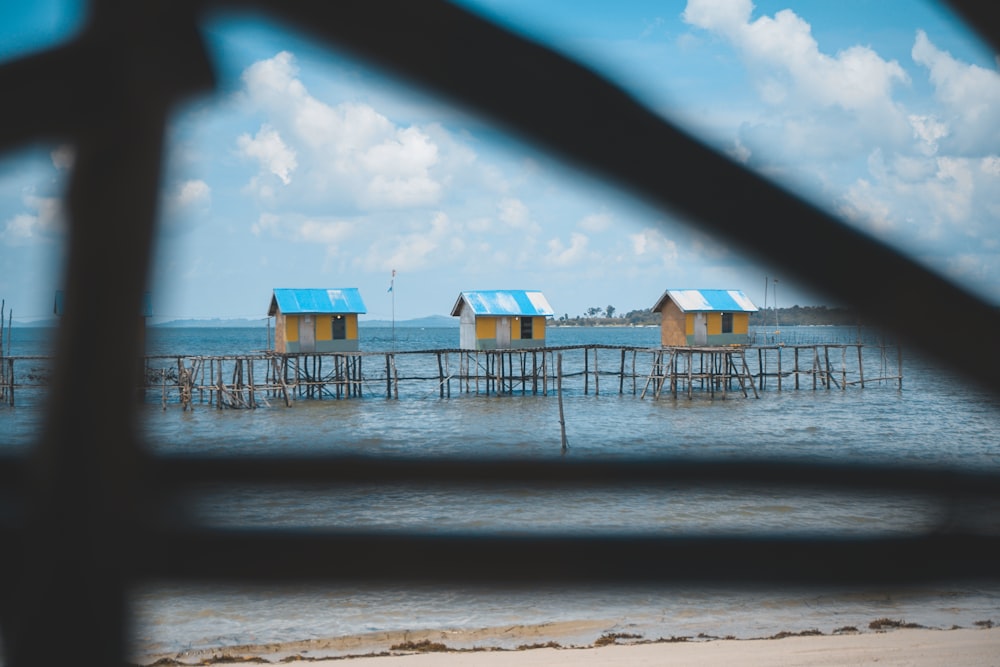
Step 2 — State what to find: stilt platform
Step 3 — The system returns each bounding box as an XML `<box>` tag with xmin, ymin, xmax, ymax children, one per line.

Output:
<box><xmin>0</xmin><ymin>341</ymin><xmax>903</xmax><ymax>408</ymax></box>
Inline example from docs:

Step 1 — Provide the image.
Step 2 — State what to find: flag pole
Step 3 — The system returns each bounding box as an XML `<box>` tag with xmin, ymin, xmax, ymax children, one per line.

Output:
<box><xmin>389</xmin><ymin>269</ymin><xmax>396</xmax><ymax>352</ymax></box>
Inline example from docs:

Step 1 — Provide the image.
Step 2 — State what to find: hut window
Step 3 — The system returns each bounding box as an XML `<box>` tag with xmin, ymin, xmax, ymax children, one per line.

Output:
<box><xmin>721</xmin><ymin>312</ymin><xmax>733</xmax><ymax>334</ymax></box>
<box><xmin>332</xmin><ymin>315</ymin><xmax>347</xmax><ymax>339</ymax></box>
<box><xmin>520</xmin><ymin>316</ymin><xmax>533</xmax><ymax>339</ymax></box>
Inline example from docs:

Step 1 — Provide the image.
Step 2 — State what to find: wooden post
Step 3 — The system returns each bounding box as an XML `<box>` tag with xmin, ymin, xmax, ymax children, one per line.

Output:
<box><xmin>584</xmin><ymin>346</ymin><xmax>589</xmax><ymax>395</ymax></box>
<box><xmin>357</xmin><ymin>355</ymin><xmax>363</xmax><ymax>397</ymax></box>
<box><xmin>532</xmin><ymin>351</ymin><xmax>538</xmax><ymax>395</ymax></box>
<box><xmin>519</xmin><ymin>351</ymin><xmax>526</xmax><ymax>395</ymax></box>
<box><xmin>385</xmin><ymin>354</ymin><xmax>392</xmax><ymax>398</ymax></box>
<box><xmin>542</xmin><ymin>350</ymin><xmax>548</xmax><ymax>395</ymax></box>
<box><xmin>776</xmin><ymin>346</ymin><xmax>782</xmax><ymax>391</ymax></box>
<box><xmin>557</xmin><ymin>352</ymin><xmax>568</xmax><ymax>453</ymax></box>
<box><xmin>619</xmin><ymin>348</ymin><xmax>626</xmax><ymax>394</ymax></box>
<box><xmin>857</xmin><ymin>344</ymin><xmax>865</xmax><ymax>389</ymax></box>
<box><xmin>437</xmin><ymin>352</ymin><xmax>445</xmax><ymax>398</ymax></box>
<box><xmin>686</xmin><ymin>349</ymin><xmax>694</xmax><ymax>399</ymax></box>
<box><xmin>631</xmin><ymin>349</ymin><xmax>637</xmax><ymax>395</ymax></box>
<box><xmin>393</xmin><ymin>356</ymin><xmax>399</xmax><ymax>399</ymax></box>
<box><xmin>593</xmin><ymin>347</ymin><xmax>599</xmax><ymax>395</ymax></box>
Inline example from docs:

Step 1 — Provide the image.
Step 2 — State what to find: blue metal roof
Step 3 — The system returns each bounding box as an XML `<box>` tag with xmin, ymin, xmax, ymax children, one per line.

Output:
<box><xmin>269</xmin><ymin>288</ymin><xmax>367</xmax><ymax>315</ymax></box>
<box><xmin>652</xmin><ymin>289</ymin><xmax>758</xmax><ymax>313</ymax></box>
<box><xmin>450</xmin><ymin>290</ymin><xmax>554</xmax><ymax>317</ymax></box>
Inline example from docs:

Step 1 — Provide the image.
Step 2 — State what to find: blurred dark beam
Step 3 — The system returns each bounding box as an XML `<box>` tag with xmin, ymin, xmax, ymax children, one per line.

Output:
<box><xmin>144</xmin><ymin>456</ymin><xmax>1000</xmax><ymax>500</ymax></box>
<box><xmin>145</xmin><ymin>529</ymin><xmax>1000</xmax><ymax>586</ymax></box>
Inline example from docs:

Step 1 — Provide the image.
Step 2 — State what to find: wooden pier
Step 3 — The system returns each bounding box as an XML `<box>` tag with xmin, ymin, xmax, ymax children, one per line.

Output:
<box><xmin>0</xmin><ymin>341</ymin><xmax>903</xmax><ymax>408</ymax></box>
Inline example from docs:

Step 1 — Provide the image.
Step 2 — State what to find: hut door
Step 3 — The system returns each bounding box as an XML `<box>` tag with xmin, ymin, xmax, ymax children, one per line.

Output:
<box><xmin>693</xmin><ymin>313</ymin><xmax>708</xmax><ymax>345</ymax></box>
<box><xmin>300</xmin><ymin>314</ymin><xmax>316</xmax><ymax>352</ymax></box>
<box><xmin>497</xmin><ymin>317</ymin><xmax>511</xmax><ymax>348</ymax></box>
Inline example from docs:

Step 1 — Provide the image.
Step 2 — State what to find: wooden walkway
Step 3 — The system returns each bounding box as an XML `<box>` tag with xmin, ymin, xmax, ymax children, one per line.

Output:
<box><xmin>0</xmin><ymin>341</ymin><xmax>903</xmax><ymax>409</ymax></box>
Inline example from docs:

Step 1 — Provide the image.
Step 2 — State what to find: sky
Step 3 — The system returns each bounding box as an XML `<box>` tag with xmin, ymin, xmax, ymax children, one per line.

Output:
<box><xmin>0</xmin><ymin>0</ymin><xmax>997</xmax><ymax>323</ymax></box>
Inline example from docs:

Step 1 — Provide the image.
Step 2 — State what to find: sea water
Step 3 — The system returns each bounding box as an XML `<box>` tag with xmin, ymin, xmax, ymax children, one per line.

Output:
<box><xmin>2</xmin><ymin>325</ymin><xmax>999</xmax><ymax>657</ymax></box>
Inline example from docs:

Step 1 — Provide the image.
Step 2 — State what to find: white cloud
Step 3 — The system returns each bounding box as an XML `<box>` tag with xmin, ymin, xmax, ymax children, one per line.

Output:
<box><xmin>683</xmin><ymin>0</ymin><xmax>908</xmax><ymax>114</ymax></box>
<box><xmin>683</xmin><ymin>0</ymin><xmax>911</xmax><ymax>166</ymax></box>
<box><xmin>545</xmin><ymin>232</ymin><xmax>590</xmax><ymax>267</ymax></box>
<box><xmin>237</xmin><ymin>51</ymin><xmax>445</xmax><ymax>210</ymax></box>
<box><xmin>912</xmin><ymin>30</ymin><xmax>1000</xmax><ymax>154</ymax></box>
<box><xmin>50</xmin><ymin>145</ymin><xmax>74</xmax><ymax>170</ymax></box>
<box><xmin>251</xmin><ymin>212</ymin><xmax>354</xmax><ymax>246</ymax></box>
<box><xmin>496</xmin><ymin>197</ymin><xmax>539</xmax><ymax>233</ymax></box>
<box><xmin>838</xmin><ymin>178</ymin><xmax>896</xmax><ymax>236</ymax></box>
<box><xmin>172</xmin><ymin>179</ymin><xmax>211</xmax><ymax>209</ymax></box>
<box><xmin>908</xmin><ymin>114</ymin><xmax>949</xmax><ymax>156</ymax></box>
<box><xmin>629</xmin><ymin>227</ymin><xmax>679</xmax><ymax>265</ymax></box>
<box><xmin>0</xmin><ymin>194</ymin><xmax>65</xmax><ymax>246</ymax></box>
<box><xmin>237</xmin><ymin>124</ymin><xmax>297</xmax><ymax>185</ymax></box>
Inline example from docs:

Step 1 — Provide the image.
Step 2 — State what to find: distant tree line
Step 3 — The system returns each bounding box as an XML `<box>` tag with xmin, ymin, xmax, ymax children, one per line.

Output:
<box><xmin>554</xmin><ymin>304</ymin><xmax>859</xmax><ymax>327</ymax></box>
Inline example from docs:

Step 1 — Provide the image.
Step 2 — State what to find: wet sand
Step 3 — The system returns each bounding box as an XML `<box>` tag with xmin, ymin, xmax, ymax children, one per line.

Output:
<box><xmin>138</xmin><ymin>620</ymin><xmax>1000</xmax><ymax>666</ymax></box>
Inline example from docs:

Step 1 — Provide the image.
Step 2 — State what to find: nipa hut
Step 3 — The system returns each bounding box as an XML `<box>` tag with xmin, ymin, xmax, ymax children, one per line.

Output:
<box><xmin>450</xmin><ymin>289</ymin><xmax>554</xmax><ymax>350</ymax></box>
<box><xmin>268</xmin><ymin>288</ymin><xmax>367</xmax><ymax>353</ymax></box>
<box><xmin>651</xmin><ymin>289</ymin><xmax>758</xmax><ymax>346</ymax></box>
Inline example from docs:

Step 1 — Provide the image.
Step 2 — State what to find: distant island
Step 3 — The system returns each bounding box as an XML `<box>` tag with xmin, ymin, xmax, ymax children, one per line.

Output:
<box><xmin>552</xmin><ymin>305</ymin><xmax>860</xmax><ymax>328</ymax></box>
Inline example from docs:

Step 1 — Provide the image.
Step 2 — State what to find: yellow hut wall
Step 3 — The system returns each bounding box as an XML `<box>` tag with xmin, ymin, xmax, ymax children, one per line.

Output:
<box><xmin>316</xmin><ymin>315</ymin><xmax>331</xmax><ymax>341</ymax></box>
<box><xmin>533</xmin><ymin>316</ymin><xmax>546</xmax><ymax>341</ymax></box>
<box><xmin>707</xmin><ymin>313</ymin><xmax>721</xmax><ymax>335</ymax></box>
<box><xmin>476</xmin><ymin>316</ymin><xmax>496</xmax><ymax>340</ymax></box>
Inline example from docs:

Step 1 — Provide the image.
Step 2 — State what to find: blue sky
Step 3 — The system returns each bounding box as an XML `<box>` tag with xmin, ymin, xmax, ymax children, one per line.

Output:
<box><xmin>1</xmin><ymin>1</ymin><xmax>997</xmax><ymax>322</ymax></box>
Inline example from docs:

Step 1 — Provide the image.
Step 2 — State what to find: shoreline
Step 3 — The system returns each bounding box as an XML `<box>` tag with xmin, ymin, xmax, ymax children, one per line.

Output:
<box><xmin>136</xmin><ymin>618</ymin><xmax>999</xmax><ymax>666</ymax></box>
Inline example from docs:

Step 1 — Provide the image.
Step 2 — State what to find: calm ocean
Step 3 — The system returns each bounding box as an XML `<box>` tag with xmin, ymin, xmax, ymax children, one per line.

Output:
<box><xmin>2</xmin><ymin>324</ymin><xmax>999</xmax><ymax>658</ymax></box>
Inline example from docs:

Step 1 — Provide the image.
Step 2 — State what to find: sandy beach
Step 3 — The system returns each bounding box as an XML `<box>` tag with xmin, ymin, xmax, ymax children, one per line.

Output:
<box><xmin>139</xmin><ymin>620</ymin><xmax>1000</xmax><ymax>666</ymax></box>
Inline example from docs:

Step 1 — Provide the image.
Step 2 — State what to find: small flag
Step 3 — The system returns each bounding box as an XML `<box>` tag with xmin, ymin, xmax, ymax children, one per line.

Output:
<box><xmin>388</xmin><ymin>269</ymin><xmax>396</xmax><ymax>293</ymax></box>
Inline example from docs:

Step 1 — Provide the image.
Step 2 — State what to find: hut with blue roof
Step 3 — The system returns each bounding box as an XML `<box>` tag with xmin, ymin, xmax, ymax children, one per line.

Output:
<box><xmin>652</xmin><ymin>289</ymin><xmax>758</xmax><ymax>347</ymax></box>
<box><xmin>268</xmin><ymin>288</ymin><xmax>366</xmax><ymax>353</ymax></box>
<box><xmin>450</xmin><ymin>289</ymin><xmax>554</xmax><ymax>350</ymax></box>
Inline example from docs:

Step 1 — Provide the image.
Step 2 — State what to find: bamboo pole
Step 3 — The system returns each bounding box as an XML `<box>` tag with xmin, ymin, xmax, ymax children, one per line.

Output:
<box><xmin>776</xmin><ymin>345</ymin><xmax>782</xmax><ymax>390</ymax></box>
<box><xmin>557</xmin><ymin>352</ymin><xmax>568</xmax><ymax>453</ymax></box>
<box><xmin>385</xmin><ymin>354</ymin><xmax>392</xmax><ymax>398</ymax></box>
<box><xmin>619</xmin><ymin>348</ymin><xmax>625</xmax><ymax>394</ymax></box>
<box><xmin>857</xmin><ymin>344</ymin><xmax>865</xmax><ymax>388</ymax></box>
<box><xmin>593</xmin><ymin>347</ymin><xmax>599</xmax><ymax>396</ymax></box>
